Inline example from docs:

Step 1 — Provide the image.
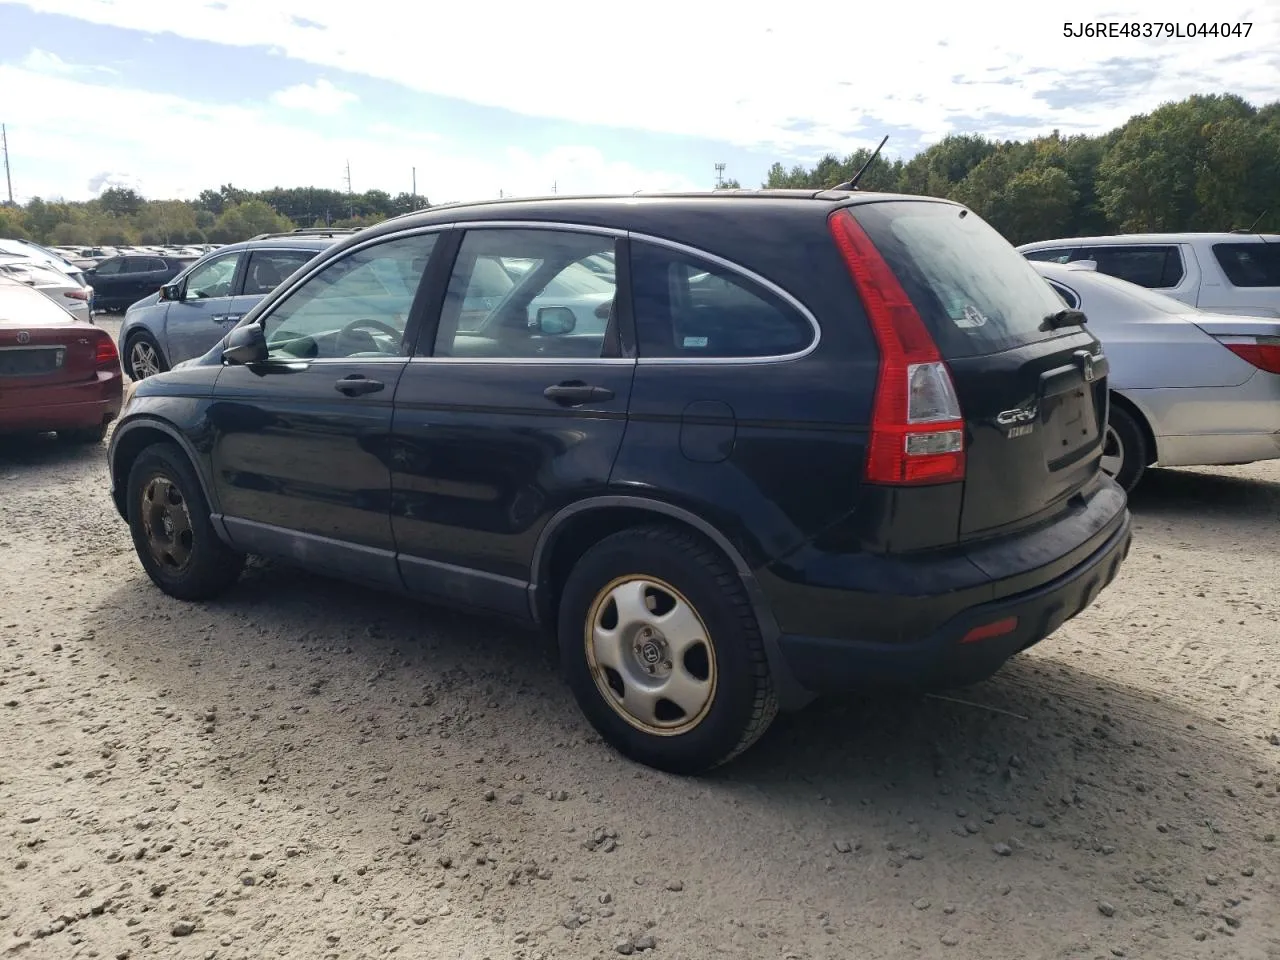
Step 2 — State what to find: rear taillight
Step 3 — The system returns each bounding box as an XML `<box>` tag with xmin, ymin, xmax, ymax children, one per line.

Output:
<box><xmin>1217</xmin><ymin>336</ymin><xmax>1280</xmax><ymax>375</ymax></box>
<box><xmin>94</xmin><ymin>334</ymin><xmax>119</xmax><ymax>369</ymax></box>
<box><xmin>63</xmin><ymin>289</ymin><xmax>89</xmax><ymax>301</ymax></box>
<box><xmin>828</xmin><ymin>209</ymin><xmax>966</xmax><ymax>485</ymax></box>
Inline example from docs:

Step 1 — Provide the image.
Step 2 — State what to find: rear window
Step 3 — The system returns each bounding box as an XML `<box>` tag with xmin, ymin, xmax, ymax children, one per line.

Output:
<box><xmin>1213</xmin><ymin>243</ymin><xmax>1280</xmax><ymax>288</ymax></box>
<box><xmin>1086</xmin><ymin>245</ymin><xmax>1184</xmax><ymax>288</ymax></box>
<box><xmin>849</xmin><ymin>201</ymin><xmax>1068</xmax><ymax>358</ymax></box>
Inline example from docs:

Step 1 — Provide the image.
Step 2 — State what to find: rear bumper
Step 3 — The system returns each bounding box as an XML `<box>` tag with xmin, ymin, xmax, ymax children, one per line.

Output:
<box><xmin>0</xmin><ymin>373</ymin><xmax>123</xmax><ymax>433</ymax></box>
<box><xmin>759</xmin><ymin>477</ymin><xmax>1132</xmax><ymax>695</ymax></box>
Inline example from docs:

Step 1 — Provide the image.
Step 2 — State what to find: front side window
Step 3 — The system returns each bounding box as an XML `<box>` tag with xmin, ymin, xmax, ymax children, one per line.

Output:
<box><xmin>1212</xmin><ymin>243</ymin><xmax>1280</xmax><ymax>288</ymax></box>
<box><xmin>94</xmin><ymin>259</ymin><xmax>123</xmax><ymax>276</ymax></box>
<box><xmin>184</xmin><ymin>253</ymin><xmax>242</xmax><ymax>300</ymax></box>
<box><xmin>433</xmin><ymin>229</ymin><xmax>617</xmax><ymax>360</ymax></box>
<box><xmin>630</xmin><ymin>242</ymin><xmax>813</xmax><ymax>359</ymax></box>
<box><xmin>242</xmin><ymin>249</ymin><xmax>316</xmax><ymax>296</ymax></box>
<box><xmin>262</xmin><ymin>233</ymin><xmax>435</xmax><ymax>361</ymax></box>
<box><xmin>1086</xmin><ymin>245</ymin><xmax>1185</xmax><ymax>288</ymax></box>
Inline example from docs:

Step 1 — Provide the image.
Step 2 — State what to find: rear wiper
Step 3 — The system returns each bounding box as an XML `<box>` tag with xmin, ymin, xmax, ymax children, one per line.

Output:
<box><xmin>1043</xmin><ymin>309</ymin><xmax>1087</xmax><ymax>330</ymax></box>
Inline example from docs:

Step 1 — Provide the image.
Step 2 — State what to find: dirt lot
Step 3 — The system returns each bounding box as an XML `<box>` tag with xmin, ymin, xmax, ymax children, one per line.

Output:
<box><xmin>1</xmin><ymin>319</ymin><xmax>1278</xmax><ymax>959</ymax></box>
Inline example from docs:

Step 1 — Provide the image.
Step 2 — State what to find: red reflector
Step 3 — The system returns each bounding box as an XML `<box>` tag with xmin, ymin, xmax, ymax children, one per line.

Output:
<box><xmin>94</xmin><ymin>335</ymin><xmax>119</xmax><ymax>368</ymax></box>
<box><xmin>1223</xmin><ymin>339</ymin><xmax>1280</xmax><ymax>375</ymax></box>
<box><xmin>961</xmin><ymin>617</ymin><xmax>1019</xmax><ymax>644</ymax></box>
<box><xmin>827</xmin><ymin>209</ymin><xmax>966</xmax><ymax>485</ymax></box>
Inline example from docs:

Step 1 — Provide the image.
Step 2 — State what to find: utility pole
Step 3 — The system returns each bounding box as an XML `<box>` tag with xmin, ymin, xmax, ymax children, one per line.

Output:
<box><xmin>553</xmin><ymin>180</ymin><xmax>557</xmax><ymax>195</ymax></box>
<box><xmin>411</xmin><ymin>167</ymin><xmax>417</xmax><ymax>210</ymax></box>
<box><xmin>2</xmin><ymin>124</ymin><xmax>13</xmax><ymax>206</ymax></box>
<box><xmin>344</xmin><ymin>161</ymin><xmax>354</xmax><ymax>218</ymax></box>
<box><xmin>714</xmin><ymin>162</ymin><xmax>726</xmax><ymax>189</ymax></box>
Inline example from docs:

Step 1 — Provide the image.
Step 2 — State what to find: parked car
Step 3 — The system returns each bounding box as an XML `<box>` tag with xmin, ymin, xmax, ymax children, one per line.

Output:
<box><xmin>1033</xmin><ymin>260</ymin><xmax>1280</xmax><ymax>491</ymax></box>
<box><xmin>118</xmin><ymin>233</ymin><xmax>353</xmax><ymax>380</ymax></box>
<box><xmin>1018</xmin><ymin>233</ymin><xmax>1280</xmax><ymax>318</ymax></box>
<box><xmin>107</xmin><ymin>191</ymin><xmax>1132</xmax><ymax>773</ymax></box>
<box><xmin>0</xmin><ymin>276</ymin><xmax>123</xmax><ymax>442</ymax></box>
<box><xmin>0</xmin><ymin>256</ymin><xmax>94</xmax><ymax>322</ymax></box>
<box><xmin>86</xmin><ymin>255</ymin><xmax>197</xmax><ymax>313</ymax></box>
<box><xmin>0</xmin><ymin>238</ymin><xmax>89</xmax><ymax>288</ymax></box>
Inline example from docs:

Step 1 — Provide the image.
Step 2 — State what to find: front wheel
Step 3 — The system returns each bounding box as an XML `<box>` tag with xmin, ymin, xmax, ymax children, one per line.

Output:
<box><xmin>1101</xmin><ymin>404</ymin><xmax>1147</xmax><ymax>493</ymax></box>
<box><xmin>126</xmin><ymin>443</ymin><xmax>245</xmax><ymax>601</ymax></box>
<box><xmin>557</xmin><ymin>525</ymin><xmax>777</xmax><ymax>774</ymax></box>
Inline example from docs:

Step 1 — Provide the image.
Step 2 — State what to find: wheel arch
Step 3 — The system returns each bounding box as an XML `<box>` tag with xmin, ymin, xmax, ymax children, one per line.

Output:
<box><xmin>109</xmin><ymin>418</ymin><xmax>220</xmax><ymax>522</ymax></box>
<box><xmin>530</xmin><ymin>496</ymin><xmax>813</xmax><ymax>710</ymax></box>
<box><xmin>1109</xmin><ymin>390</ymin><xmax>1159</xmax><ymax>466</ymax></box>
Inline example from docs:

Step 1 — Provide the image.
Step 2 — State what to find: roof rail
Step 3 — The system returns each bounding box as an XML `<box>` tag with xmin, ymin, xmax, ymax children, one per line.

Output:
<box><xmin>247</xmin><ymin>227</ymin><xmax>363</xmax><ymax>241</ymax></box>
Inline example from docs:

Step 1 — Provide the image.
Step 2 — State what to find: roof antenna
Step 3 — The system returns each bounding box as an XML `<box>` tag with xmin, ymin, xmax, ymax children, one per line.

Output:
<box><xmin>1246</xmin><ymin>209</ymin><xmax>1268</xmax><ymax>233</ymax></box>
<box><xmin>831</xmin><ymin>135</ymin><xmax>888</xmax><ymax>191</ymax></box>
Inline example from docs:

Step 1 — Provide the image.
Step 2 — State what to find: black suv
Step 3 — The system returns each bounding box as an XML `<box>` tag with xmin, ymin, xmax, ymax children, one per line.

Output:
<box><xmin>107</xmin><ymin>191</ymin><xmax>1132</xmax><ymax>773</ymax></box>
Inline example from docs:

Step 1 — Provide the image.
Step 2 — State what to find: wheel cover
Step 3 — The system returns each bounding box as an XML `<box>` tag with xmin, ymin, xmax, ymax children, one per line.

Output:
<box><xmin>140</xmin><ymin>474</ymin><xmax>194</xmax><ymax>573</ymax></box>
<box><xmin>584</xmin><ymin>575</ymin><xmax>718</xmax><ymax>736</ymax></box>
<box><xmin>1100</xmin><ymin>424</ymin><xmax>1124</xmax><ymax>478</ymax></box>
<box><xmin>130</xmin><ymin>340</ymin><xmax>161</xmax><ymax>379</ymax></box>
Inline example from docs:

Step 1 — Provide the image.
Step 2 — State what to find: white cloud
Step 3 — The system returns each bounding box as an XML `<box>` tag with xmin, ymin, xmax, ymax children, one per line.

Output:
<box><xmin>0</xmin><ymin>64</ymin><xmax>699</xmax><ymax>202</ymax></box>
<box><xmin>10</xmin><ymin>0</ymin><xmax>1280</xmax><ymax>159</ymax></box>
<box><xmin>270</xmin><ymin>78</ymin><xmax>357</xmax><ymax>115</ymax></box>
<box><xmin>20</xmin><ymin>47</ymin><xmax>115</xmax><ymax>77</ymax></box>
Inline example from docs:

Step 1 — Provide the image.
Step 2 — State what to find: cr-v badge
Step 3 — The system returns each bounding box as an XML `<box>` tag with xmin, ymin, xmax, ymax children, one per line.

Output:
<box><xmin>996</xmin><ymin>402</ymin><xmax>1038</xmax><ymax>439</ymax></box>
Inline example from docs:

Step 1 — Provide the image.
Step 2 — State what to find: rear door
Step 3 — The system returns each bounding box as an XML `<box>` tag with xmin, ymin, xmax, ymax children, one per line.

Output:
<box><xmin>849</xmin><ymin>200</ymin><xmax>1109</xmax><ymax>539</ymax></box>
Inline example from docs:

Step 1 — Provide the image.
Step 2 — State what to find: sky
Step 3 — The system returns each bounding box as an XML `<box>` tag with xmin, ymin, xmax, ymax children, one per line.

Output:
<box><xmin>1</xmin><ymin>0</ymin><xmax>1279</xmax><ymax>205</ymax></box>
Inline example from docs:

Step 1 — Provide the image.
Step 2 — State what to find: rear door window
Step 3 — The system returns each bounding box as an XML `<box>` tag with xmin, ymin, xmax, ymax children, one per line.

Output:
<box><xmin>1212</xmin><ymin>243</ymin><xmax>1280</xmax><ymax>287</ymax></box>
<box><xmin>1085</xmin><ymin>245</ymin><xmax>1184</xmax><ymax>288</ymax></box>
<box><xmin>242</xmin><ymin>249</ymin><xmax>316</xmax><ymax>296</ymax></box>
<box><xmin>629</xmin><ymin>243</ymin><xmax>814</xmax><ymax>358</ymax></box>
<box><xmin>848</xmin><ymin>200</ymin><xmax>1068</xmax><ymax>358</ymax></box>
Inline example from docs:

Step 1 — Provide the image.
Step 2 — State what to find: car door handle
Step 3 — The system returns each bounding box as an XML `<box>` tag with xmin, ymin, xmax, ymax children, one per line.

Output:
<box><xmin>543</xmin><ymin>382</ymin><xmax>614</xmax><ymax>405</ymax></box>
<box><xmin>225</xmin><ymin>315</ymin><xmax>242</xmax><ymax>323</ymax></box>
<box><xmin>211</xmin><ymin>315</ymin><xmax>225</xmax><ymax>322</ymax></box>
<box><xmin>335</xmin><ymin>374</ymin><xmax>385</xmax><ymax>397</ymax></box>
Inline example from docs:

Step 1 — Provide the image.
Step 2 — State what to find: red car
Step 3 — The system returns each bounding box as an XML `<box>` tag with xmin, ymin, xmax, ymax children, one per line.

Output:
<box><xmin>0</xmin><ymin>277</ymin><xmax>123</xmax><ymax>442</ymax></box>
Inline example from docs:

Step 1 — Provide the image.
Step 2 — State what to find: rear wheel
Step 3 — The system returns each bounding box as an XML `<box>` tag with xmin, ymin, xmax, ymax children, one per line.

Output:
<box><xmin>125</xmin><ymin>332</ymin><xmax>167</xmax><ymax>381</ymax></box>
<box><xmin>557</xmin><ymin>525</ymin><xmax>777</xmax><ymax>774</ymax></box>
<box><xmin>126</xmin><ymin>443</ymin><xmax>244</xmax><ymax>600</ymax></box>
<box><xmin>1101</xmin><ymin>404</ymin><xmax>1146</xmax><ymax>493</ymax></box>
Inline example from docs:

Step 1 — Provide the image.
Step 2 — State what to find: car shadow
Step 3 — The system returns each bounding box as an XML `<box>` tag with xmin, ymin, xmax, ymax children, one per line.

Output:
<box><xmin>1129</xmin><ymin>465</ymin><xmax>1280</xmax><ymax>518</ymax></box>
<box><xmin>0</xmin><ymin>432</ymin><xmax>108</xmax><ymax>467</ymax></box>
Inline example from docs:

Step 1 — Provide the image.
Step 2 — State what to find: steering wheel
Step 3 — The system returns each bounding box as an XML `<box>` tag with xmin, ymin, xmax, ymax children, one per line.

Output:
<box><xmin>337</xmin><ymin>317</ymin><xmax>403</xmax><ymax>355</ymax></box>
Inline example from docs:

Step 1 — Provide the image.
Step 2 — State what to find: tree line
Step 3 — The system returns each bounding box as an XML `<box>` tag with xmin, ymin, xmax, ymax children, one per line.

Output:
<box><xmin>1</xmin><ymin>93</ymin><xmax>1276</xmax><ymax>249</ymax></box>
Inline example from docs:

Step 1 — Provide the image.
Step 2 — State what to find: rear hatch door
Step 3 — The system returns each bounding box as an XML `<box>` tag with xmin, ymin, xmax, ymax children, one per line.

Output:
<box><xmin>848</xmin><ymin>200</ymin><xmax>1109</xmax><ymax>539</ymax></box>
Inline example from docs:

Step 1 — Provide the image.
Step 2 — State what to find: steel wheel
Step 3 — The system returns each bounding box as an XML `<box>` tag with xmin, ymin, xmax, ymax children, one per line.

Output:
<box><xmin>585</xmin><ymin>575</ymin><xmax>717</xmax><ymax>736</ymax></box>
<box><xmin>139</xmin><ymin>475</ymin><xmax>194</xmax><ymax>573</ymax></box>
<box><xmin>1100</xmin><ymin>423</ymin><xmax>1125</xmax><ymax>478</ymax></box>
<box><xmin>129</xmin><ymin>339</ymin><xmax>162</xmax><ymax>379</ymax></box>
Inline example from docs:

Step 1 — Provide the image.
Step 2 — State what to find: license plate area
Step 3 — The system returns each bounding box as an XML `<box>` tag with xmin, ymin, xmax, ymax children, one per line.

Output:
<box><xmin>1040</xmin><ymin>360</ymin><xmax>1100</xmax><ymax>471</ymax></box>
<box><xmin>0</xmin><ymin>346</ymin><xmax>66</xmax><ymax>377</ymax></box>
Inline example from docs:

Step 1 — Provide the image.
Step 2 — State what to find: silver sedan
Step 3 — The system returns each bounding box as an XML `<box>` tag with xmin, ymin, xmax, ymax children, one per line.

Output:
<box><xmin>0</xmin><ymin>257</ymin><xmax>94</xmax><ymax>324</ymax></box>
<box><xmin>1034</xmin><ymin>260</ymin><xmax>1280</xmax><ymax>491</ymax></box>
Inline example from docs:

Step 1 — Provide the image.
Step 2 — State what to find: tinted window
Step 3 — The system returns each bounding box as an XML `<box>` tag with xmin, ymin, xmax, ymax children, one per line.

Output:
<box><xmin>120</xmin><ymin>257</ymin><xmax>148</xmax><ymax>273</ymax></box>
<box><xmin>850</xmin><ymin>201</ymin><xmax>1067</xmax><ymax>358</ymax></box>
<box><xmin>630</xmin><ymin>243</ymin><xmax>812</xmax><ymax>359</ymax></box>
<box><xmin>185</xmin><ymin>253</ymin><xmax>241</xmax><ymax>300</ymax></box>
<box><xmin>1047</xmin><ymin>280</ymin><xmax>1079</xmax><ymax>308</ymax></box>
<box><xmin>94</xmin><ymin>259</ymin><xmax>123</xmax><ymax>275</ymax></box>
<box><xmin>433</xmin><ymin>229</ymin><xmax>616</xmax><ymax>360</ymax></box>
<box><xmin>1213</xmin><ymin>243</ymin><xmax>1280</xmax><ymax>288</ymax></box>
<box><xmin>1086</xmin><ymin>245</ymin><xmax>1184</xmax><ymax>288</ymax></box>
<box><xmin>242</xmin><ymin>249</ymin><xmax>315</xmax><ymax>296</ymax></box>
<box><xmin>148</xmin><ymin>258</ymin><xmax>169</xmax><ymax>271</ymax></box>
<box><xmin>1023</xmin><ymin>248</ymin><xmax>1081</xmax><ymax>264</ymax></box>
<box><xmin>262</xmin><ymin>233</ymin><xmax>434</xmax><ymax>360</ymax></box>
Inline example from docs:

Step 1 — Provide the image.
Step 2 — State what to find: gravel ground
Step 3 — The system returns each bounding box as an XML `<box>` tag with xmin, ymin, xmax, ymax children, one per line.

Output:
<box><xmin>1</xmin><ymin>317</ymin><xmax>1277</xmax><ymax>960</ymax></box>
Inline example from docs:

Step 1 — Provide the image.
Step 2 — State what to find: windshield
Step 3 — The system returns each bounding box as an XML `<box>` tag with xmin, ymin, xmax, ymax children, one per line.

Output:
<box><xmin>850</xmin><ymin>200</ymin><xmax>1068</xmax><ymax>358</ymax></box>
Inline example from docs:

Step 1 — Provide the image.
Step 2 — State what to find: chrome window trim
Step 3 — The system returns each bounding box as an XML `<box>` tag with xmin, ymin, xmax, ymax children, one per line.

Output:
<box><xmin>253</xmin><ymin>219</ymin><xmax>820</xmax><ymax>368</ymax></box>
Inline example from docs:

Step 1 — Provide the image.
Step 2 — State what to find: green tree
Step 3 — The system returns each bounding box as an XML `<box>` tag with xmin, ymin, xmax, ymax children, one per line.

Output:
<box><xmin>99</xmin><ymin>187</ymin><xmax>144</xmax><ymax>218</ymax></box>
<box><xmin>0</xmin><ymin>207</ymin><xmax>29</xmax><ymax>239</ymax></box>
<box><xmin>50</xmin><ymin>222</ymin><xmax>95</xmax><ymax>246</ymax></box>
<box><xmin>207</xmin><ymin>200</ymin><xmax>293</xmax><ymax>243</ymax></box>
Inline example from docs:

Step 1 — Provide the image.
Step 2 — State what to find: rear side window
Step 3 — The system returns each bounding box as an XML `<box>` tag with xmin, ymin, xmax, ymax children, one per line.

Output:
<box><xmin>1213</xmin><ymin>243</ymin><xmax>1280</xmax><ymax>287</ymax></box>
<box><xmin>849</xmin><ymin>201</ymin><xmax>1067</xmax><ymax>358</ymax></box>
<box><xmin>242</xmin><ymin>249</ymin><xmax>315</xmax><ymax>296</ymax></box>
<box><xmin>1086</xmin><ymin>245</ymin><xmax>1184</xmax><ymax>288</ymax></box>
<box><xmin>629</xmin><ymin>242</ymin><xmax>813</xmax><ymax>358</ymax></box>
<box><xmin>1047</xmin><ymin>280</ymin><xmax>1079</xmax><ymax>308</ymax></box>
<box><xmin>1023</xmin><ymin>248</ymin><xmax>1081</xmax><ymax>264</ymax></box>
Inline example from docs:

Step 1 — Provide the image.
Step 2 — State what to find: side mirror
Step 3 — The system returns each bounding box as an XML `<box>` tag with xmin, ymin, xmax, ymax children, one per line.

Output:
<box><xmin>535</xmin><ymin>306</ymin><xmax>576</xmax><ymax>336</ymax></box>
<box><xmin>159</xmin><ymin>282</ymin><xmax>183</xmax><ymax>302</ymax></box>
<box><xmin>222</xmin><ymin>322</ymin><xmax>267</xmax><ymax>366</ymax></box>
<box><xmin>593</xmin><ymin>299</ymin><xmax>613</xmax><ymax>320</ymax></box>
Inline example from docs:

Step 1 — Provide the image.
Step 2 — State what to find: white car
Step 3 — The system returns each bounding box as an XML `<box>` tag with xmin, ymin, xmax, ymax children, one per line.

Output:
<box><xmin>0</xmin><ymin>238</ymin><xmax>90</xmax><ymax>289</ymax></box>
<box><xmin>1018</xmin><ymin>233</ymin><xmax>1280</xmax><ymax>318</ymax></box>
<box><xmin>0</xmin><ymin>256</ymin><xmax>93</xmax><ymax>323</ymax></box>
<box><xmin>1033</xmin><ymin>261</ymin><xmax>1280</xmax><ymax>491</ymax></box>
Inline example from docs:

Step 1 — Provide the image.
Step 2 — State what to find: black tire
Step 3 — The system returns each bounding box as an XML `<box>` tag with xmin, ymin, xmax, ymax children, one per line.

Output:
<box><xmin>124</xmin><ymin>332</ymin><xmax>168</xmax><ymax>381</ymax></box>
<box><xmin>61</xmin><ymin>421</ymin><xmax>108</xmax><ymax>445</ymax></box>
<box><xmin>1104</xmin><ymin>403</ymin><xmax>1147</xmax><ymax>493</ymax></box>
<box><xmin>557</xmin><ymin>524</ymin><xmax>777</xmax><ymax>774</ymax></box>
<box><xmin>125</xmin><ymin>442</ymin><xmax>244</xmax><ymax>601</ymax></box>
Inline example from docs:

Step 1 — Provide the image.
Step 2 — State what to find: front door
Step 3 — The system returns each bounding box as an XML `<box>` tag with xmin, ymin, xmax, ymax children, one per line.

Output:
<box><xmin>209</xmin><ymin>231</ymin><xmax>440</xmax><ymax>588</ymax></box>
<box><xmin>390</xmin><ymin>226</ymin><xmax>634</xmax><ymax>620</ymax></box>
<box><xmin>163</xmin><ymin>250</ymin><xmax>244</xmax><ymax>366</ymax></box>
